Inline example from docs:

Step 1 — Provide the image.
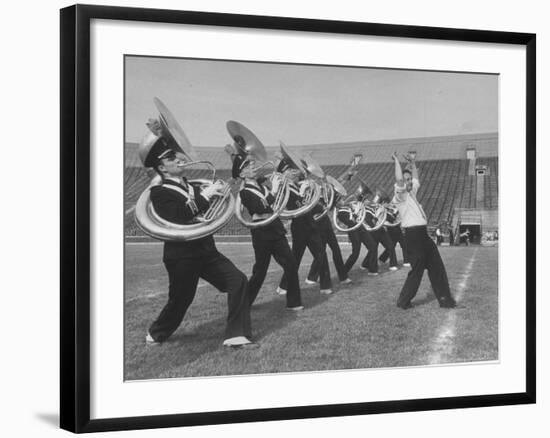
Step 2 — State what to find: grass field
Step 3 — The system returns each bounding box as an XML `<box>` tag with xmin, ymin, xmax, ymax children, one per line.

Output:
<box><xmin>124</xmin><ymin>242</ymin><xmax>498</xmax><ymax>380</ymax></box>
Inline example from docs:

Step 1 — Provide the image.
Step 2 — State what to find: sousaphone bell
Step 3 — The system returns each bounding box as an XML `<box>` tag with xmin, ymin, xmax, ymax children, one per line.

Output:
<box><xmin>227</xmin><ymin>121</ymin><xmax>290</xmax><ymax>228</ymax></box>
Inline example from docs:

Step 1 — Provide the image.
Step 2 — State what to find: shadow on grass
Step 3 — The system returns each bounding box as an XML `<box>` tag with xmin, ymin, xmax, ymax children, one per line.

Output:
<box><xmin>248</xmin><ymin>288</ymin><xmax>333</xmax><ymax>341</ymax></box>
<box><xmin>411</xmin><ymin>292</ymin><xmax>438</xmax><ymax>307</ymax></box>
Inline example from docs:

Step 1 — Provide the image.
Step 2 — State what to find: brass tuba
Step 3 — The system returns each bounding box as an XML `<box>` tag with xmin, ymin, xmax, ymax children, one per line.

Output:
<box><xmin>299</xmin><ymin>153</ymin><xmax>336</xmax><ymax>222</ymax></box>
<box><xmin>332</xmin><ymin>191</ymin><xmax>367</xmax><ymax>233</ymax></box>
<box><xmin>278</xmin><ymin>142</ymin><xmax>322</xmax><ymax>220</ymax></box>
<box><xmin>227</xmin><ymin>121</ymin><xmax>290</xmax><ymax>228</ymax></box>
<box><xmin>376</xmin><ymin>188</ymin><xmax>401</xmax><ymax>228</ymax></box>
<box><xmin>134</xmin><ymin>97</ymin><xmax>235</xmax><ymax>241</ymax></box>
<box><xmin>361</xmin><ymin>185</ymin><xmax>387</xmax><ymax>232</ymax></box>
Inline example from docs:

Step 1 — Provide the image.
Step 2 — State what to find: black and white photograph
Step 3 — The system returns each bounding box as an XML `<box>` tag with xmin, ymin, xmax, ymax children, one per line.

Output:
<box><xmin>0</xmin><ymin>0</ymin><xmax>541</xmax><ymax>435</ymax></box>
<box><xmin>124</xmin><ymin>56</ymin><xmax>499</xmax><ymax>380</ymax></box>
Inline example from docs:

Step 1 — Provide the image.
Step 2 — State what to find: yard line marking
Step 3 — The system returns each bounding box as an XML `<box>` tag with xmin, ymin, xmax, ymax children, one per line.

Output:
<box><xmin>428</xmin><ymin>248</ymin><xmax>478</xmax><ymax>365</ymax></box>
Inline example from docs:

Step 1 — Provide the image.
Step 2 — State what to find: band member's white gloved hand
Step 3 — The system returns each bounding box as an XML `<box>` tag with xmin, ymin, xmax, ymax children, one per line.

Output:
<box><xmin>351</xmin><ymin>201</ymin><xmax>363</xmax><ymax>217</ymax></box>
<box><xmin>299</xmin><ymin>181</ymin><xmax>309</xmax><ymax>197</ymax></box>
<box><xmin>146</xmin><ymin>118</ymin><xmax>163</xmax><ymax>136</ymax></box>
<box><xmin>201</xmin><ymin>181</ymin><xmax>224</xmax><ymax>200</ymax></box>
<box><xmin>271</xmin><ymin>175</ymin><xmax>281</xmax><ymax>194</ymax></box>
<box><xmin>224</xmin><ymin>144</ymin><xmax>237</xmax><ymax>156</ymax></box>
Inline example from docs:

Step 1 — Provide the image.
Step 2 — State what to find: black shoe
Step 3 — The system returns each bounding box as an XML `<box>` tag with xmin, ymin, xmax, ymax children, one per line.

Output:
<box><xmin>397</xmin><ymin>302</ymin><xmax>414</xmax><ymax>310</ymax></box>
<box><xmin>439</xmin><ymin>297</ymin><xmax>457</xmax><ymax>308</ymax></box>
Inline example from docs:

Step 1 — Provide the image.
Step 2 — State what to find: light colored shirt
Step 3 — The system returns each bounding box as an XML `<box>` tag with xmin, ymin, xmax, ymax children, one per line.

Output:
<box><xmin>392</xmin><ymin>178</ymin><xmax>428</xmax><ymax>228</ymax></box>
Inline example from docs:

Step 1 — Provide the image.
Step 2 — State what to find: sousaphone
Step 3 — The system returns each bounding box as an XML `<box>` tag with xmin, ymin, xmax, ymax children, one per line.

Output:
<box><xmin>376</xmin><ymin>187</ymin><xmax>401</xmax><ymax>227</ymax></box>
<box><xmin>361</xmin><ymin>183</ymin><xmax>387</xmax><ymax>232</ymax></box>
<box><xmin>298</xmin><ymin>153</ymin><xmax>336</xmax><ymax>222</ymax></box>
<box><xmin>228</xmin><ymin>121</ymin><xmax>290</xmax><ymax>228</ymax></box>
<box><xmin>134</xmin><ymin>97</ymin><xmax>235</xmax><ymax>241</ymax></box>
<box><xmin>278</xmin><ymin>142</ymin><xmax>322</xmax><ymax>220</ymax></box>
<box><xmin>332</xmin><ymin>185</ymin><xmax>368</xmax><ymax>233</ymax></box>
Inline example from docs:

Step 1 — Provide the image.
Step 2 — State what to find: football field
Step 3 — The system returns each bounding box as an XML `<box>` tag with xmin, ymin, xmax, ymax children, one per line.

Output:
<box><xmin>124</xmin><ymin>242</ymin><xmax>498</xmax><ymax>380</ymax></box>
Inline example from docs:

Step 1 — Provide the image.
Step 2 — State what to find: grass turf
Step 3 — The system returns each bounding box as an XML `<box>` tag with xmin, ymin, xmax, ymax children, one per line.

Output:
<box><xmin>124</xmin><ymin>242</ymin><xmax>498</xmax><ymax>380</ymax></box>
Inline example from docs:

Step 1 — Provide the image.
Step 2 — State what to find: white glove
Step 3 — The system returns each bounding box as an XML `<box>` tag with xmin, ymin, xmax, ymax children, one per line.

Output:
<box><xmin>201</xmin><ymin>181</ymin><xmax>224</xmax><ymax>200</ymax></box>
<box><xmin>299</xmin><ymin>181</ymin><xmax>309</xmax><ymax>197</ymax></box>
<box><xmin>351</xmin><ymin>201</ymin><xmax>363</xmax><ymax>217</ymax></box>
<box><xmin>271</xmin><ymin>175</ymin><xmax>281</xmax><ymax>194</ymax></box>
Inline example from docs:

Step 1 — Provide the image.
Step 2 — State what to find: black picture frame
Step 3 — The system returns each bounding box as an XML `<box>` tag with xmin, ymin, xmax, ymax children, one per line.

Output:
<box><xmin>60</xmin><ymin>4</ymin><xmax>536</xmax><ymax>433</ymax></box>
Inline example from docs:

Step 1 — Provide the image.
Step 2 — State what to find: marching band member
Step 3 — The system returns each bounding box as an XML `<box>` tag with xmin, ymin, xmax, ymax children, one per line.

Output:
<box><xmin>306</xmin><ymin>192</ymin><xmax>352</xmax><ymax>285</ymax></box>
<box><xmin>141</xmin><ymin>126</ymin><xmax>258</xmax><ymax>349</ymax></box>
<box><xmin>379</xmin><ymin>198</ymin><xmax>410</xmax><ymax>267</ymax></box>
<box><xmin>277</xmin><ymin>159</ymin><xmax>333</xmax><ymax>295</ymax></box>
<box><xmin>391</xmin><ymin>152</ymin><xmax>456</xmax><ymax>309</ymax></box>
<box><xmin>232</xmin><ymin>152</ymin><xmax>304</xmax><ymax>311</ymax></box>
<box><xmin>357</xmin><ymin>187</ymin><xmax>396</xmax><ymax>275</ymax></box>
<box><xmin>336</xmin><ymin>196</ymin><xmax>378</xmax><ymax>277</ymax></box>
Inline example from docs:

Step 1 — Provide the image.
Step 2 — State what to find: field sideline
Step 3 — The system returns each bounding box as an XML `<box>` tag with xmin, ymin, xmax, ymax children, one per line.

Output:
<box><xmin>124</xmin><ymin>243</ymin><xmax>498</xmax><ymax>380</ymax></box>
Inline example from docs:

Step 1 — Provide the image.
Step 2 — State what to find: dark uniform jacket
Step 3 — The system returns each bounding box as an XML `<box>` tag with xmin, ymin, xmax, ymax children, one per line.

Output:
<box><xmin>287</xmin><ymin>182</ymin><xmax>316</xmax><ymax>232</ymax></box>
<box><xmin>312</xmin><ymin>195</ymin><xmax>339</xmax><ymax>232</ymax></box>
<box><xmin>384</xmin><ymin>204</ymin><xmax>399</xmax><ymax>225</ymax></box>
<box><xmin>239</xmin><ymin>180</ymin><xmax>286</xmax><ymax>241</ymax></box>
<box><xmin>150</xmin><ymin>178</ymin><xmax>217</xmax><ymax>261</ymax></box>
<box><xmin>363</xmin><ymin>203</ymin><xmax>380</xmax><ymax>228</ymax></box>
<box><xmin>336</xmin><ymin>207</ymin><xmax>357</xmax><ymax>230</ymax></box>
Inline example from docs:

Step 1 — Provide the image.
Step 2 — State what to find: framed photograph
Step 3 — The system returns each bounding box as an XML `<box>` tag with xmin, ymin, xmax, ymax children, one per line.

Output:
<box><xmin>60</xmin><ymin>4</ymin><xmax>536</xmax><ymax>433</ymax></box>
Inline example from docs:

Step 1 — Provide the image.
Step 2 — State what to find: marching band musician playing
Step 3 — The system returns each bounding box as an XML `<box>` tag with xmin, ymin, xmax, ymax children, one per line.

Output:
<box><xmin>232</xmin><ymin>152</ymin><xmax>304</xmax><ymax>311</ymax></box>
<box><xmin>391</xmin><ymin>152</ymin><xmax>457</xmax><ymax>309</ymax></box>
<box><xmin>336</xmin><ymin>201</ymin><xmax>377</xmax><ymax>277</ymax></box>
<box><xmin>276</xmin><ymin>159</ymin><xmax>333</xmax><ymax>295</ymax></box>
<box><xmin>306</xmin><ymin>191</ymin><xmax>352</xmax><ymax>285</ymax></box>
<box><xmin>140</xmin><ymin>126</ymin><xmax>258</xmax><ymax>349</ymax></box>
<box><xmin>357</xmin><ymin>186</ymin><xmax>396</xmax><ymax>275</ymax></box>
<box><xmin>378</xmin><ymin>196</ymin><xmax>410</xmax><ymax>267</ymax></box>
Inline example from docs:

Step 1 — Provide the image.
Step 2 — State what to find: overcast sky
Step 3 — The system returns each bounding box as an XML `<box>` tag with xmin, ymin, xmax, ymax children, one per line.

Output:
<box><xmin>125</xmin><ymin>56</ymin><xmax>498</xmax><ymax>147</ymax></box>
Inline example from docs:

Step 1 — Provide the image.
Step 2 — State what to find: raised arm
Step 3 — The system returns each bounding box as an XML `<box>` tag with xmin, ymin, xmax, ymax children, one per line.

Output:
<box><xmin>409</xmin><ymin>157</ymin><xmax>419</xmax><ymax>181</ymax></box>
<box><xmin>392</xmin><ymin>152</ymin><xmax>404</xmax><ymax>187</ymax></box>
<box><xmin>337</xmin><ymin>156</ymin><xmax>360</xmax><ymax>184</ymax></box>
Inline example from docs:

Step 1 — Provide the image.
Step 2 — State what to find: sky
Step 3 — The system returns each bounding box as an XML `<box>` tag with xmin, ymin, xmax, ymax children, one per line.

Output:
<box><xmin>125</xmin><ymin>56</ymin><xmax>498</xmax><ymax>147</ymax></box>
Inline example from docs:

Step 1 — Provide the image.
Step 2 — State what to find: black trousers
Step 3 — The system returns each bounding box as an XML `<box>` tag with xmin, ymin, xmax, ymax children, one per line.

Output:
<box><xmin>149</xmin><ymin>252</ymin><xmax>251</xmax><ymax>342</ymax></box>
<box><xmin>279</xmin><ymin>223</ymin><xmax>332</xmax><ymax>290</ymax></box>
<box><xmin>361</xmin><ymin>228</ymin><xmax>396</xmax><ymax>272</ymax></box>
<box><xmin>396</xmin><ymin>226</ymin><xmax>456</xmax><ymax>308</ymax></box>
<box><xmin>248</xmin><ymin>235</ymin><xmax>302</xmax><ymax>308</ymax></box>
<box><xmin>343</xmin><ymin>227</ymin><xmax>377</xmax><ymax>274</ymax></box>
<box><xmin>307</xmin><ymin>223</ymin><xmax>347</xmax><ymax>282</ymax></box>
<box><xmin>380</xmin><ymin>226</ymin><xmax>409</xmax><ymax>264</ymax></box>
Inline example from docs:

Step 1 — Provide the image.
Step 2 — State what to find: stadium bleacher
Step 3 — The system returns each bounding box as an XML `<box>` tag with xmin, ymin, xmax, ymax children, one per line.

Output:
<box><xmin>124</xmin><ymin>133</ymin><xmax>498</xmax><ymax>237</ymax></box>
